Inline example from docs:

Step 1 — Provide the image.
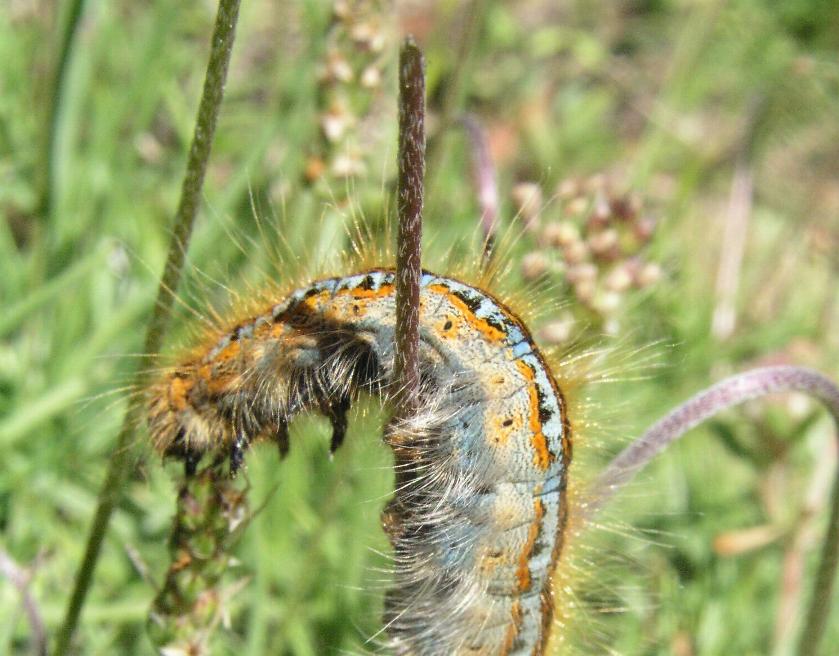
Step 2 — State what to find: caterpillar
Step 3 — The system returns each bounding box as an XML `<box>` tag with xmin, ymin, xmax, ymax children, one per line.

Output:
<box><xmin>147</xmin><ymin>261</ymin><xmax>576</xmax><ymax>655</ymax></box>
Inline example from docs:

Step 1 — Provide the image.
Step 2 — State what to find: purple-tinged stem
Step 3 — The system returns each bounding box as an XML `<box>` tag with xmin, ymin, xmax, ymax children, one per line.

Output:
<box><xmin>0</xmin><ymin>548</ymin><xmax>46</xmax><ymax>656</ymax></box>
<box><xmin>394</xmin><ymin>37</ymin><xmax>425</xmax><ymax>418</ymax></box>
<box><xmin>461</xmin><ymin>114</ymin><xmax>498</xmax><ymax>259</ymax></box>
<box><xmin>586</xmin><ymin>365</ymin><xmax>839</xmax><ymax>656</ymax></box>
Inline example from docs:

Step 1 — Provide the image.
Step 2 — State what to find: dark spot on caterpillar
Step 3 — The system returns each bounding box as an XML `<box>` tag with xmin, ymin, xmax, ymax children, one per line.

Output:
<box><xmin>163</xmin><ymin>428</ymin><xmax>202</xmax><ymax>476</ymax></box>
<box><xmin>452</xmin><ymin>289</ymin><xmax>483</xmax><ymax>316</ymax></box>
<box><xmin>359</xmin><ymin>274</ymin><xmax>377</xmax><ymax>291</ymax></box>
<box><xmin>326</xmin><ymin>395</ymin><xmax>351</xmax><ymax>454</ymax></box>
<box><xmin>352</xmin><ymin>303</ymin><xmax>360</xmax><ymax>315</ymax></box>
<box><xmin>538</xmin><ymin>405</ymin><xmax>553</xmax><ymax>423</ymax></box>
<box><xmin>229</xmin><ymin>432</ymin><xmax>249</xmax><ymax>476</ymax></box>
<box><xmin>443</xmin><ymin>320</ymin><xmax>453</xmax><ymax>331</ymax></box>
<box><xmin>537</xmin><ymin>389</ymin><xmax>554</xmax><ymax>424</ymax></box>
<box><xmin>502</xmin><ymin>418</ymin><xmax>513</xmax><ymax>427</ymax></box>
<box><xmin>452</xmin><ymin>288</ymin><xmax>508</xmax><ymax>334</ymax></box>
<box><xmin>275</xmin><ymin>417</ymin><xmax>290</xmax><ymax>458</ymax></box>
<box><xmin>482</xmin><ymin>312</ymin><xmax>506</xmax><ymax>333</ymax></box>
<box><xmin>450</xmin><ymin>381</ymin><xmax>469</xmax><ymax>394</ymax></box>
<box><xmin>183</xmin><ymin>449</ymin><xmax>201</xmax><ymax>477</ymax></box>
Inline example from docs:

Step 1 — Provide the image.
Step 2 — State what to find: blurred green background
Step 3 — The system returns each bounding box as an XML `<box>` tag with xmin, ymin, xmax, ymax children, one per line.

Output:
<box><xmin>2</xmin><ymin>0</ymin><xmax>839</xmax><ymax>654</ymax></box>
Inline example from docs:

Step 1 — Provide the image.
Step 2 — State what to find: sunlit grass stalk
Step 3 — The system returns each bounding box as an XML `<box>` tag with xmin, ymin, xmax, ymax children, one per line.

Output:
<box><xmin>53</xmin><ymin>2</ymin><xmax>242</xmax><ymax>654</ymax></box>
<box><xmin>147</xmin><ymin>462</ymin><xmax>249</xmax><ymax>653</ymax></box>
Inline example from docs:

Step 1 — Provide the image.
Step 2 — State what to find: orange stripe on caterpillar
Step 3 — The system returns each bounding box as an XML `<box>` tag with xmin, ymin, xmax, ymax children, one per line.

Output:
<box><xmin>146</xmin><ymin>268</ymin><xmax>572</xmax><ymax>655</ymax></box>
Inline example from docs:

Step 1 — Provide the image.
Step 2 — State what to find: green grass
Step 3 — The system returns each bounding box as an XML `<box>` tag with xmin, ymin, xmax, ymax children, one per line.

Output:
<box><xmin>2</xmin><ymin>0</ymin><xmax>839</xmax><ymax>654</ymax></box>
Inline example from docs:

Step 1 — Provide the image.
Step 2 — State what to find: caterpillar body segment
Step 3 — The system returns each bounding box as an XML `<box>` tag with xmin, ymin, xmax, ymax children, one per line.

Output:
<box><xmin>147</xmin><ymin>268</ymin><xmax>572</xmax><ymax>655</ymax></box>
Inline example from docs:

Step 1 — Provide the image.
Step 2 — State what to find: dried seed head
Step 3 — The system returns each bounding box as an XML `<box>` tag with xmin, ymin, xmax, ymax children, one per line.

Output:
<box><xmin>567</xmin><ymin>263</ymin><xmax>597</xmax><ymax>285</ymax></box>
<box><xmin>542</xmin><ymin>221</ymin><xmax>579</xmax><ymax>249</ymax></box>
<box><xmin>573</xmin><ymin>279</ymin><xmax>596</xmax><ymax>304</ymax></box>
<box><xmin>588</xmin><ymin>192</ymin><xmax>612</xmax><ymax>230</ymax></box>
<box><xmin>633</xmin><ymin>216</ymin><xmax>657</xmax><ymax>242</ymax></box>
<box><xmin>360</xmin><ymin>64</ymin><xmax>382</xmax><ymax>88</ymax></box>
<box><xmin>539</xmin><ymin>315</ymin><xmax>575</xmax><ymax>344</ymax></box>
<box><xmin>321</xmin><ymin>105</ymin><xmax>353</xmax><ymax>142</ymax></box>
<box><xmin>587</xmin><ymin>228</ymin><xmax>619</xmax><ymax>258</ymax></box>
<box><xmin>516</xmin><ymin>173</ymin><xmax>663</xmax><ymax>328</ymax></box>
<box><xmin>636</xmin><ymin>262</ymin><xmax>662</xmax><ymax>287</ymax></box>
<box><xmin>584</xmin><ymin>173</ymin><xmax>607</xmax><ymax>193</ymax></box>
<box><xmin>605</xmin><ymin>265</ymin><xmax>633</xmax><ymax>293</ymax></box>
<box><xmin>331</xmin><ymin>152</ymin><xmax>366</xmax><ymax>178</ymax></box>
<box><xmin>562</xmin><ymin>239</ymin><xmax>589</xmax><ymax>265</ymax></box>
<box><xmin>521</xmin><ymin>251</ymin><xmax>549</xmax><ymax>280</ymax></box>
<box><xmin>557</xmin><ymin>177</ymin><xmax>580</xmax><ymax>199</ymax></box>
<box><xmin>333</xmin><ymin>0</ymin><xmax>351</xmax><ymax>19</ymax></box>
<box><xmin>593</xmin><ymin>290</ymin><xmax>622</xmax><ymax>314</ymax></box>
<box><xmin>321</xmin><ymin>51</ymin><xmax>354</xmax><ymax>83</ymax></box>
<box><xmin>351</xmin><ymin>21</ymin><xmax>386</xmax><ymax>52</ymax></box>
<box><xmin>512</xmin><ymin>182</ymin><xmax>543</xmax><ymax>229</ymax></box>
<box><xmin>566</xmin><ymin>196</ymin><xmax>589</xmax><ymax>216</ymax></box>
<box><xmin>304</xmin><ymin>156</ymin><xmax>327</xmax><ymax>182</ymax></box>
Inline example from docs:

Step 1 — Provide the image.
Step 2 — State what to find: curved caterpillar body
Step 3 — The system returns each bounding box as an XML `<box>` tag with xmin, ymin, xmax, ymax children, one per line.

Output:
<box><xmin>148</xmin><ymin>268</ymin><xmax>573</xmax><ymax>655</ymax></box>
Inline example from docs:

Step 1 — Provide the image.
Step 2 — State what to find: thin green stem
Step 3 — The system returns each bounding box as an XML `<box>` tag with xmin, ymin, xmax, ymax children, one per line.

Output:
<box><xmin>799</xmin><ymin>474</ymin><xmax>839</xmax><ymax>656</ymax></box>
<box><xmin>37</xmin><ymin>0</ymin><xmax>86</xmax><ymax>220</ymax></box>
<box><xmin>52</xmin><ymin>2</ymin><xmax>242</xmax><ymax>653</ymax></box>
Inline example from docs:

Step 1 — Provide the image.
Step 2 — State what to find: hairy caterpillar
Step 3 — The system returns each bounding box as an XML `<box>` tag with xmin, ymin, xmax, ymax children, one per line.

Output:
<box><xmin>147</xmin><ymin>261</ymin><xmax>576</xmax><ymax>654</ymax></box>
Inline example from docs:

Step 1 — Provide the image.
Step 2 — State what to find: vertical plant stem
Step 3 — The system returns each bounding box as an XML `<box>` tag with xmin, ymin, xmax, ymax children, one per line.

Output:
<box><xmin>425</xmin><ymin>0</ymin><xmax>489</xmax><ymax>197</ymax></box>
<box><xmin>585</xmin><ymin>366</ymin><xmax>839</xmax><ymax>656</ymax></box>
<box><xmin>0</xmin><ymin>548</ymin><xmax>46</xmax><ymax>656</ymax></box>
<box><xmin>711</xmin><ymin>95</ymin><xmax>764</xmax><ymax>341</ymax></box>
<box><xmin>799</xmin><ymin>470</ymin><xmax>839</xmax><ymax>656</ymax></box>
<box><xmin>383</xmin><ymin>38</ymin><xmax>426</xmax><ymax>638</ymax></box>
<box><xmin>461</xmin><ymin>114</ymin><xmax>498</xmax><ymax>260</ymax></box>
<box><xmin>53</xmin><ymin>2</ymin><xmax>242</xmax><ymax>654</ymax></box>
<box><xmin>37</xmin><ymin>0</ymin><xmax>86</xmax><ymax>220</ymax></box>
<box><xmin>147</xmin><ymin>463</ymin><xmax>249</xmax><ymax>652</ymax></box>
<box><xmin>393</xmin><ymin>37</ymin><xmax>425</xmax><ymax>417</ymax></box>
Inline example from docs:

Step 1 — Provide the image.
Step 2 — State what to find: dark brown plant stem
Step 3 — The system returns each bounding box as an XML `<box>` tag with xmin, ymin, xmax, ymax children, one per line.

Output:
<box><xmin>393</xmin><ymin>37</ymin><xmax>425</xmax><ymax>418</ymax></box>
<box><xmin>461</xmin><ymin>114</ymin><xmax>498</xmax><ymax>260</ymax></box>
<box><xmin>53</xmin><ymin>2</ymin><xmax>242</xmax><ymax>654</ymax></box>
<box><xmin>586</xmin><ymin>366</ymin><xmax>839</xmax><ymax>656</ymax></box>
